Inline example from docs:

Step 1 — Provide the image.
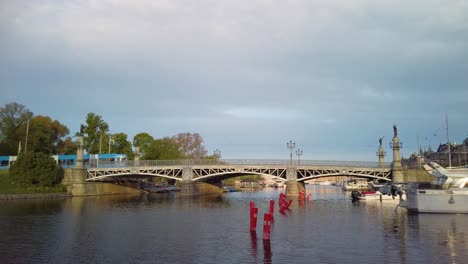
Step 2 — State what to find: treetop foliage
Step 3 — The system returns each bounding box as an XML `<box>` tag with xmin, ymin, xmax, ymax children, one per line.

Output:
<box><xmin>170</xmin><ymin>132</ymin><xmax>207</xmax><ymax>159</ymax></box>
<box><xmin>0</xmin><ymin>102</ymin><xmax>75</xmax><ymax>155</ymax></box>
<box><xmin>0</xmin><ymin>102</ymin><xmax>217</xmax><ymax>160</ymax></box>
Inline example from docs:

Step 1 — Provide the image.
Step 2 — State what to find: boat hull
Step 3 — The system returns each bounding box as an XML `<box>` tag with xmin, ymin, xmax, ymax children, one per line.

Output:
<box><xmin>356</xmin><ymin>191</ymin><xmax>406</xmax><ymax>203</ymax></box>
<box><xmin>401</xmin><ymin>189</ymin><xmax>468</xmax><ymax>213</ymax></box>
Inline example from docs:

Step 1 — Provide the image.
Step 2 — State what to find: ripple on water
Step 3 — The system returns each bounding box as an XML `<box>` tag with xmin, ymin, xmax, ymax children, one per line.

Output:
<box><xmin>1</xmin><ymin>186</ymin><xmax>468</xmax><ymax>263</ymax></box>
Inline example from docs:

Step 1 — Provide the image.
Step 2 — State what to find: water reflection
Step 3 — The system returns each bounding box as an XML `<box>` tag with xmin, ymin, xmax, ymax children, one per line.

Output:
<box><xmin>250</xmin><ymin>231</ymin><xmax>258</xmax><ymax>261</ymax></box>
<box><xmin>1</xmin><ymin>187</ymin><xmax>468</xmax><ymax>263</ymax></box>
<box><xmin>263</xmin><ymin>239</ymin><xmax>272</xmax><ymax>264</ymax></box>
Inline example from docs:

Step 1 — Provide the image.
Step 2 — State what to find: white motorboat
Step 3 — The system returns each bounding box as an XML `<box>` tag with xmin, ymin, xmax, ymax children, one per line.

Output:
<box><xmin>400</xmin><ymin>162</ymin><xmax>468</xmax><ymax>213</ymax></box>
<box><xmin>342</xmin><ymin>178</ymin><xmax>369</xmax><ymax>191</ymax></box>
<box><xmin>351</xmin><ymin>185</ymin><xmax>405</xmax><ymax>202</ymax></box>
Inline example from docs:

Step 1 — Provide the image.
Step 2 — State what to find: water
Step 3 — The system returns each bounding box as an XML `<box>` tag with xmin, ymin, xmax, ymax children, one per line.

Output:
<box><xmin>1</xmin><ymin>186</ymin><xmax>468</xmax><ymax>264</ymax></box>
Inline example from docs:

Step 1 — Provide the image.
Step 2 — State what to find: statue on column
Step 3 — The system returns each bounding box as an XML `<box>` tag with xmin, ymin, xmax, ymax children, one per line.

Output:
<box><xmin>80</xmin><ymin>124</ymin><xmax>85</xmax><ymax>136</ymax></box>
<box><xmin>379</xmin><ymin>137</ymin><xmax>384</xmax><ymax>147</ymax></box>
<box><xmin>393</xmin><ymin>124</ymin><xmax>398</xmax><ymax>137</ymax></box>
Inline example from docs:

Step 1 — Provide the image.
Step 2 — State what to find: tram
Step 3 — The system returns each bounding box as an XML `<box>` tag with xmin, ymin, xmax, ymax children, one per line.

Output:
<box><xmin>0</xmin><ymin>153</ymin><xmax>127</xmax><ymax>169</ymax></box>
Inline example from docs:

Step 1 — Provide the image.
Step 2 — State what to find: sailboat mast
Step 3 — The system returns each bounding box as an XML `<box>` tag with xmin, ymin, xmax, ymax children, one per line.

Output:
<box><xmin>446</xmin><ymin>114</ymin><xmax>451</xmax><ymax>167</ymax></box>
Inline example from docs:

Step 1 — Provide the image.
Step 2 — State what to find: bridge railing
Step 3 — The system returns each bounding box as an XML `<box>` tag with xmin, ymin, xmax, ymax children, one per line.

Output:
<box><xmin>87</xmin><ymin>159</ymin><xmax>391</xmax><ymax>169</ymax></box>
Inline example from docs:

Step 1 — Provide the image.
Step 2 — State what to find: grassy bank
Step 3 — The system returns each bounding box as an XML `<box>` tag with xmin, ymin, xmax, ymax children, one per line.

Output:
<box><xmin>0</xmin><ymin>170</ymin><xmax>67</xmax><ymax>194</ymax></box>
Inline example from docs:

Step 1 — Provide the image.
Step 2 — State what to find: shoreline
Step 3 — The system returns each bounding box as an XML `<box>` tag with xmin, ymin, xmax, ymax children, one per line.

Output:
<box><xmin>0</xmin><ymin>193</ymin><xmax>71</xmax><ymax>200</ymax></box>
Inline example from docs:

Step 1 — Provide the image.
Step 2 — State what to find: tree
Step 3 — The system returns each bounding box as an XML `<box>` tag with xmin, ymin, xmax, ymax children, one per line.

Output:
<box><xmin>133</xmin><ymin>132</ymin><xmax>154</xmax><ymax>157</ymax></box>
<box><xmin>205</xmin><ymin>150</ymin><xmax>222</xmax><ymax>160</ymax></box>
<box><xmin>144</xmin><ymin>138</ymin><xmax>184</xmax><ymax>160</ymax></box>
<box><xmin>170</xmin><ymin>132</ymin><xmax>207</xmax><ymax>159</ymax></box>
<box><xmin>57</xmin><ymin>137</ymin><xmax>77</xmax><ymax>154</ymax></box>
<box><xmin>110</xmin><ymin>132</ymin><xmax>134</xmax><ymax>159</ymax></box>
<box><xmin>464</xmin><ymin>137</ymin><xmax>468</xmax><ymax>146</ymax></box>
<box><xmin>0</xmin><ymin>102</ymin><xmax>33</xmax><ymax>155</ymax></box>
<box><xmin>10</xmin><ymin>152</ymin><xmax>64</xmax><ymax>187</ymax></box>
<box><xmin>20</xmin><ymin>115</ymin><xmax>70</xmax><ymax>154</ymax></box>
<box><xmin>82</xmin><ymin>113</ymin><xmax>109</xmax><ymax>154</ymax></box>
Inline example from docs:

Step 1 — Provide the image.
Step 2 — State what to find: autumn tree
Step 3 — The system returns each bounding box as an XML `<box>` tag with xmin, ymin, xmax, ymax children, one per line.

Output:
<box><xmin>133</xmin><ymin>132</ymin><xmax>154</xmax><ymax>157</ymax></box>
<box><xmin>82</xmin><ymin>113</ymin><xmax>109</xmax><ymax>154</ymax></box>
<box><xmin>0</xmin><ymin>102</ymin><xmax>33</xmax><ymax>155</ymax></box>
<box><xmin>144</xmin><ymin>138</ymin><xmax>184</xmax><ymax>160</ymax></box>
<box><xmin>170</xmin><ymin>132</ymin><xmax>207</xmax><ymax>159</ymax></box>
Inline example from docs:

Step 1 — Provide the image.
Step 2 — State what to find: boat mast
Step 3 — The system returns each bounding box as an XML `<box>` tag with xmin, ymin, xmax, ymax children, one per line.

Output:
<box><xmin>446</xmin><ymin>114</ymin><xmax>451</xmax><ymax>168</ymax></box>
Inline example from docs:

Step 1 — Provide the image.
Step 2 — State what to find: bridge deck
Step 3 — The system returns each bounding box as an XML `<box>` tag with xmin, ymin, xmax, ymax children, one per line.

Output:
<box><xmin>85</xmin><ymin>159</ymin><xmax>392</xmax><ymax>182</ymax></box>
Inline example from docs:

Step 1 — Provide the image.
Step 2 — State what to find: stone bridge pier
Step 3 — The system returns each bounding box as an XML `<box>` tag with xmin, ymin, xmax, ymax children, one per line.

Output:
<box><xmin>285</xmin><ymin>168</ymin><xmax>305</xmax><ymax>197</ymax></box>
<box><xmin>180</xmin><ymin>167</ymin><xmax>223</xmax><ymax>196</ymax></box>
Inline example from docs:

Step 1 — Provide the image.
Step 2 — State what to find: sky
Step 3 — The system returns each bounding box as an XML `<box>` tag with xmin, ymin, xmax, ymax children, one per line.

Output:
<box><xmin>1</xmin><ymin>0</ymin><xmax>468</xmax><ymax>161</ymax></box>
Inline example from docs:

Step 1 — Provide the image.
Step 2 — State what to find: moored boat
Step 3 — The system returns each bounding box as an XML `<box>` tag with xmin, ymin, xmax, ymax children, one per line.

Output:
<box><xmin>351</xmin><ymin>185</ymin><xmax>405</xmax><ymax>202</ymax></box>
<box><xmin>342</xmin><ymin>178</ymin><xmax>369</xmax><ymax>191</ymax></box>
<box><xmin>400</xmin><ymin>162</ymin><xmax>468</xmax><ymax>213</ymax></box>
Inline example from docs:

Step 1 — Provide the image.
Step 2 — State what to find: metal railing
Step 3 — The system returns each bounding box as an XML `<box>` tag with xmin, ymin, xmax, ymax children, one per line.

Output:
<box><xmin>87</xmin><ymin>159</ymin><xmax>391</xmax><ymax>169</ymax></box>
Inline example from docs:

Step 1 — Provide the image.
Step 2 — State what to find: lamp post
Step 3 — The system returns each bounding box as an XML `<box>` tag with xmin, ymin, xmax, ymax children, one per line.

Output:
<box><xmin>287</xmin><ymin>140</ymin><xmax>295</xmax><ymax>165</ymax></box>
<box><xmin>296</xmin><ymin>149</ymin><xmax>303</xmax><ymax>165</ymax></box>
<box><xmin>99</xmin><ymin>131</ymin><xmax>103</xmax><ymax>154</ymax></box>
<box><xmin>108</xmin><ymin>134</ymin><xmax>114</xmax><ymax>154</ymax></box>
<box><xmin>464</xmin><ymin>144</ymin><xmax>467</xmax><ymax>167</ymax></box>
<box><xmin>24</xmin><ymin>119</ymin><xmax>30</xmax><ymax>154</ymax></box>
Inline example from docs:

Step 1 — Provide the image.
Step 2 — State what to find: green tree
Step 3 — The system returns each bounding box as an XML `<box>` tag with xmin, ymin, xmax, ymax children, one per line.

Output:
<box><xmin>144</xmin><ymin>138</ymin><xmax>184</xmax><ymax>160</ymax></box>
<box><xmin>205</xmin><ymin>150</ymin><xmax>222</xmax><ymax>160</ymax></box>
<box><xmin>133</xmin><ymin>132</ymin><xmax>154</xmax><ymax>157</ymax></box>
<box><xmin>10</xmin><ymin>152</ymin><xmax>64</xmax><ymax>187</ymax></box>
<box><xmin>57</xmin><ymin>137</ymin><xmax>77</xmax><ymax>154</ymax></box>
<box><xmin>171</xmin><ymin>132</ymin><xmax>207</xmax><ymax>159</ymax></box>
<box><xmin>20</xmin><ymin>115</ymin><xmax>70</xmax><ymax>154</ymax></box>
<box><xmin>0</xmin><ymin>102</ymin><xmax>33</xmax><ymax>155</ymax></box>
<box><xmin>82</xmin><ymin>113</ymin><xmax>109</xmax><ymax>154</ymax></box>
<box><xmin>110</xmin><ymin>132</ymin><xmax>134</xmax><ymax>159</ymax></box>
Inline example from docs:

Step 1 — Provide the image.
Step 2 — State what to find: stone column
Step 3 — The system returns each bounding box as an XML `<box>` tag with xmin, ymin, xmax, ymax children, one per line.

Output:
<box><xmin>134</xmin><ymin>146</ymin><xmax>140</xmax><ymax>161</ymax></box>
<box><xmin>391</xmin><ymin>125</ymin><xmax>404</xmax><ymax>183</ymax></box>
<box><xmin>62</xmin><ymin>135</ymin><xmax>87</xmax><ymax>195</ymax></box>
<box><xmin>76</xmin><ymin>136</ymin><xmax>85</xmax><ymax>169</ymax></box>
<box><xmin>377</xmin><ymin>146</ymin><xmax>385</xmax><ymax>167</ymax></box>
<box><xmin>180</xmin><ymin>167</ymin><xmax>195</xmax><ymax>195</ymax></box>
<box><xmin>134</xmin><ymin>146</ymin><xmax>140</xmax><ymax>166</ymax></box>
<box><xmin>286</xmin><ymin>167</ymin><xmax>304</xmax><ymax>197</ymax></box>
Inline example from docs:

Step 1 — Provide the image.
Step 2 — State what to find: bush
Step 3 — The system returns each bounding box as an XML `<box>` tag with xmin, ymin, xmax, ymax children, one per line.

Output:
<box><xmin>10</xmin><ymin>152</ymin><xmax>64</xmax><ymax>187</ymax></box>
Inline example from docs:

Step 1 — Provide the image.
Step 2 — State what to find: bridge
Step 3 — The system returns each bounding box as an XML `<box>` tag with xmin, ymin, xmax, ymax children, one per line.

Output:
<box><xmin>83</xmin><ymin>159</ymin><xmax>392</xmax><ymax>195</ymax></box>
<box><xmin>86</xmin><ymin>159</ymin><xmax>392</xmax><ymax>182</ymax></box>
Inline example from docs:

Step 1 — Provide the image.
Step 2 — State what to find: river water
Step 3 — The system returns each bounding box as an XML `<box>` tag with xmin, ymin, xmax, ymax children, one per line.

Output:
<box><xmin>1</xmin><ymin>185</ymin><xmax>467</xmax><ymax>264</ymax></box>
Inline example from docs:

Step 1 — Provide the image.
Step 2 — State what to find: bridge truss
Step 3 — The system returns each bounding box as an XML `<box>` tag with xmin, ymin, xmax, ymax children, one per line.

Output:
<box><xmin>86</xmin><ymin>159</ymin><xmax>392</xmax><ymax>183</ymax></box>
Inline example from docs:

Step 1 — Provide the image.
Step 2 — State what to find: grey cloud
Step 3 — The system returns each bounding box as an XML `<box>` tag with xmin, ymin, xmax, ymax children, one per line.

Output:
<box><xmin>1</xmin><ymin>0</ymin><xmax>467</xmax><ymax>160</ymax></box>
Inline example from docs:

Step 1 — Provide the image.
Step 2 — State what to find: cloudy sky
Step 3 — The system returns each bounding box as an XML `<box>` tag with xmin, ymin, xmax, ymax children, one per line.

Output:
<box><xmin>1</xmin><ymin>0</ymin><xmax>467</xmax><ymax>161</ymax></box>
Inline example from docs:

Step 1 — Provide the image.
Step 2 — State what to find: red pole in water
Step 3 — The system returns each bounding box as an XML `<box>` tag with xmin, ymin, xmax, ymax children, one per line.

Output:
<box><xmin>298</xmin><ymin>190</ymin><xmax>305</xmax><ymax>201</ymax></box>
<box><xmin>279</xmin><ymin>193</ymin><xmax>286</xmax><ymax>208</ymax></box>
<box><xmin>250</xmin><ymin>201</ymin><xmax>255</xmax><ymax>208</ymax></box>
<box><xmin>250</xmin><ymin>207</ymin><xmax>258</xmax><ymax>232</ymax></box>
<box><xmin>269</xmin><ymin>200</ymin><xmax>274</xmax><ymax>214</ymax></box>
<box><xmin>263</xmin><ymin>213</ymin><xmax>272</xmax><ymax>240</ymax></box>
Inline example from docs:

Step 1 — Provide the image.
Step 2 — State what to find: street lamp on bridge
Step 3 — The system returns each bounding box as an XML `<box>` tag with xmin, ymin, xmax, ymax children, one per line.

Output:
<box><xmin>287</xmin><ymin>140</ymin><xmax>295</xmax><ymax>165</ymax></box>
<box><xmin>296</xmin><ymin>149</ymin><xmax>303</xmax><ymax>165</ymax></box>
